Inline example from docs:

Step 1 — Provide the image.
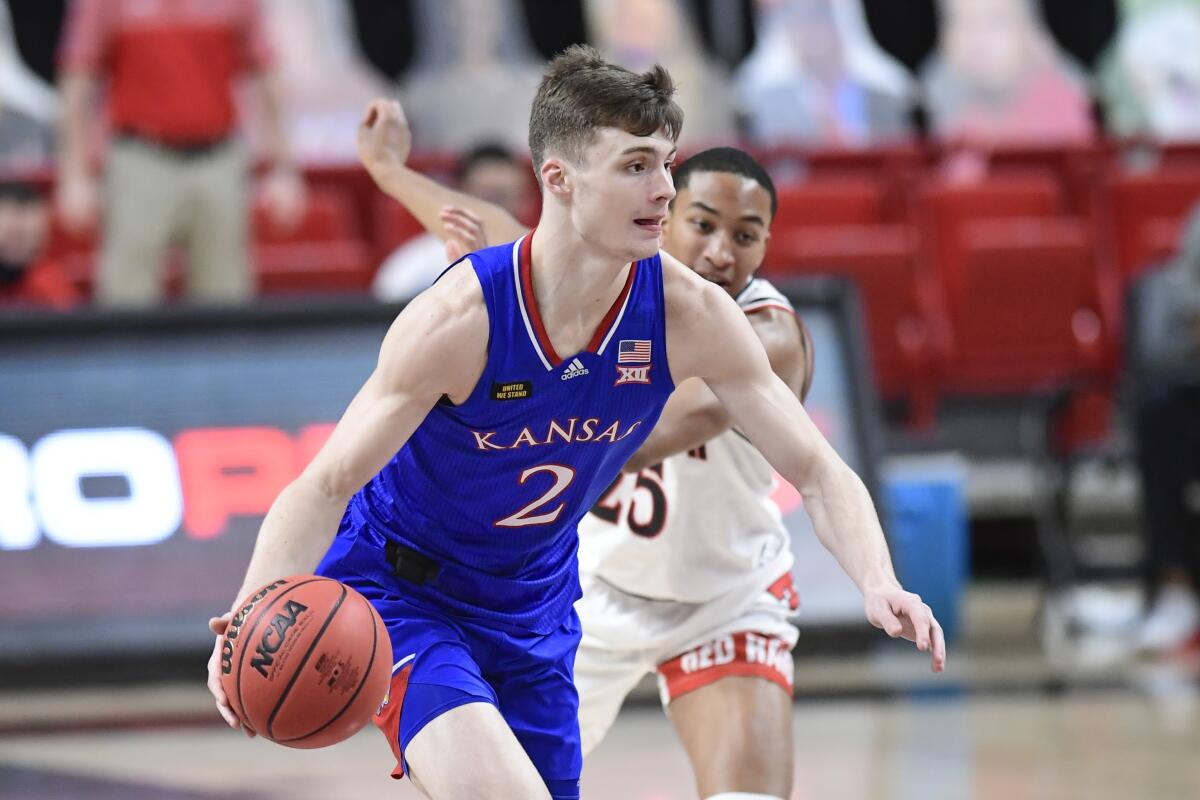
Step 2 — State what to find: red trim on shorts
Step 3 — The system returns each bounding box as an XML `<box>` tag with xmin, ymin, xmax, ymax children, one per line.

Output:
<box><xmin>373</xmin><ymin>664</ymin><xmax>413</xmax><ymax>780</ymax></box>
<box><xmin>657</xmin><ymin>630</ymin><xmax>795</xmax><ymax>702</ymax></box>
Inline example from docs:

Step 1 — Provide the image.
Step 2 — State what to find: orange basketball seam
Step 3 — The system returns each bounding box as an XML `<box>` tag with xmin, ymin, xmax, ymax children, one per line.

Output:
<box><xmin>265</xmin><ymin>583</ymin><xmax>348</xmax><ymax>740</ymax></box>
<box><xmin>276</xmin><ymin>589</ymin><xmax>383</xmax><ymax>744</ymax></box>
<box><xmin>233</xmin><ymin>576</ymin><xmax>327</xmax><ymax>732</ymax></box>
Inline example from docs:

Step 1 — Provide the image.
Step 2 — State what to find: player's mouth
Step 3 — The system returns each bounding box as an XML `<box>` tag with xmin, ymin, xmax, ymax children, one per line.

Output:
<box><xmin>633</xmin><ymin>216</ymin><xmax>665</xmax><ymax>235</ymax></box>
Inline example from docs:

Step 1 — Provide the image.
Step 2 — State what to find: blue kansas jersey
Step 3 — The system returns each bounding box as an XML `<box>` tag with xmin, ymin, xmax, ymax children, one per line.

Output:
<box><xmin>344</xmin><ymin>233</ymin><xmax>674</xmax><ymax>633</ymax></box>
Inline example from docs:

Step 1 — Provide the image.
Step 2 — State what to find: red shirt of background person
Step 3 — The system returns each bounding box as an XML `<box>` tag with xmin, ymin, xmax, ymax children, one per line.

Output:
<box><xmin>55</xmin><ymin>0</ymin><xmax>301</xmax><ymax>237</ymax></box>
<box><xmin>0</xmin><ymin>184</ymin><xmax>81</xmax><ymax>311</ymax></box>
<box><xmin>59</xmin><ymin>0</ymin><xmax>271</xmax><ymax>144</ymax></box>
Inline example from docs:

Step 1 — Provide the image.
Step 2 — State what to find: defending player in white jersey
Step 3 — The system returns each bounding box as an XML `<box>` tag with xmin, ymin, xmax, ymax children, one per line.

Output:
<box><xmin>356</xmin><ymin>96</ymin><xmax>942</xmax><ymax>800</ymax></box>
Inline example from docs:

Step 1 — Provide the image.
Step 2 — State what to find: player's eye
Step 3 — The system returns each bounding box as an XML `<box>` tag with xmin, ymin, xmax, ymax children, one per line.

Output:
<box><xmin>736</xmin><ymin>232</ymin><xmax>759</xmax><ymax>245</ymax></box>
<box><xmin>627</xmin><ymin>161</ymin><xmax>646</xmax><ymax>174</ymax></box>
<box><xmin>691</xmin><ymin>219</ymin><xmax>714</xmax><ymax>233</ymax></box>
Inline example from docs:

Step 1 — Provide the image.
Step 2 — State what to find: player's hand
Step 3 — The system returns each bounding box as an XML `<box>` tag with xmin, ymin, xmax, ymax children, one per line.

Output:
<box><xmin>864</xmin><ymin>585</ymin><xmax>946</xmax><ymax>673</ymax></box>
<box><xmin>56</xmin><ymin>170</ymin><xmax>99</xmax><ymax>235</ymax></box>
<box><xmin>357</xmin><ymin>98</ymin><xmax>412</xmax><ymax>175</ymax></box>
<box><xmin>441</xmin><ymin>205</ymin><xmax>488</xmax><ymax>262</ymax></box>
<box><xmin>206</xmin><ymin>611</ymin><xmax>257</xmax><ymax>737</ymax></box>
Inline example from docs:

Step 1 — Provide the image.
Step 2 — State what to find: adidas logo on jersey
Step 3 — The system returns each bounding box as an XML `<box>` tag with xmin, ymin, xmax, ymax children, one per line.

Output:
<box><xmin>560</xmin><ymin>358</ymin><xmax>589</xmax><ymax>380</ymax></box>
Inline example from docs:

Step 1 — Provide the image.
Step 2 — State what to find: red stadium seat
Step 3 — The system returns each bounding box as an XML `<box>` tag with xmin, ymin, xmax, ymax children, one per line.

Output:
<box><xmin>984</xmin><ymin>142</ymin><xmax>1108</xmax><ymax>216</ymax></box>
<box><xmin>1105</xmin><ymin>168</ymin><xmax>1200</xmax><ymax>281</ymax></box>
<box><xmin>771</xmin><ymin>178</ymin><xmax>887</xmax><ymax>234</ymax></box>
<box><xmin>918</xmin><ymin>174</ymin><xmax>1066</xmax><ymax>299</ymax></box>
<box><xmin>943</xmin><ymin>218</ymin><xmax>1109</xmax><ymax>393</ymax></box>
<box><xmin>253</xmin><ymin>187</ymin><xmax>371</xmax><ymax>294</ymax></box>
<box><xmin>371</xmin><ymin>194</ymin><xmax>428</xmax><ymax>261</ymax></box>
<box><xmin>763</xmin><ymin>224</ymin><xmax>949</xmax><ymax>429</ymax></box>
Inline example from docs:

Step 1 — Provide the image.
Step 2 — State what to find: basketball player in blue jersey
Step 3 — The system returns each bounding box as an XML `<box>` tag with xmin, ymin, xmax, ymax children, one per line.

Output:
<box><xmin>358</xmin><ymin>103</ymin><xmax>941</xmax><ymax>800</ymax></box>
<box><xmin>208</xmin><ymin>46</ymin><xmax>945</xmax><ymax>800</ymax></box>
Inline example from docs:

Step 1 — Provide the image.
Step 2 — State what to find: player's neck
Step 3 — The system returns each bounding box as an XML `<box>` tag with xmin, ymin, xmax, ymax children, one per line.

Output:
<box><xmin>525</xmin><ymin>221</ymin><xmax>638</xmax><ymax>358</ymax></box>
<box><xmin>528</xmin><ymin>221</ymin><xmax>633</xmax><ymax>314</ymax></box>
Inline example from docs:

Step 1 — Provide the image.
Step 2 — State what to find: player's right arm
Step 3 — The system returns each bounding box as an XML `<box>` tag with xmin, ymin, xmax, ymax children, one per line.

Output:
<box><xmin>358</xmin><ymin>99</ymin><xmax>528</xmax><ymax>245</ymax></box>
<box><xmin>206</xmin><ymin>262</ymin><xmax>488</xmax><ymax>730</ymax></box>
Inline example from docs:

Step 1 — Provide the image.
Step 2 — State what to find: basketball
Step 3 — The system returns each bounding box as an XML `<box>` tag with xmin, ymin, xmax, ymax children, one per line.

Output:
<box><xmin>218</xmin><ymin>575</ymin><xmax>392</xmax><ymax>749</ymax></box>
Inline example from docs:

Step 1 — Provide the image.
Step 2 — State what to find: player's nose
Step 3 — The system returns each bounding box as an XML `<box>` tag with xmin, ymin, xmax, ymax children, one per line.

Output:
<box><xmin>650</xmin><ymin>166</ymin><xmax>675</xmax><ymax>206</ymax></box>
<box><xmin>704</xmin><ymin>233</ymin><xmax>735</xmax><ymax>271</ymax></box>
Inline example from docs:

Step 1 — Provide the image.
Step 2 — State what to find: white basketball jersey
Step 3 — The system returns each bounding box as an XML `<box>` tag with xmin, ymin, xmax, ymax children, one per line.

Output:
<box><xmin>576</xmin><ymin>278</ymin><xmax>798</xmax><ymax>604</ymax></box>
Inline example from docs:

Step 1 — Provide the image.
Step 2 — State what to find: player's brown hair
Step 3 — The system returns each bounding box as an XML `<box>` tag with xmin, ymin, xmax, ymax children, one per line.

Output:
<box><xmin>528</xmin><ymin>45</ymin><xmax>683</xmax><ymax>178</ymax></box>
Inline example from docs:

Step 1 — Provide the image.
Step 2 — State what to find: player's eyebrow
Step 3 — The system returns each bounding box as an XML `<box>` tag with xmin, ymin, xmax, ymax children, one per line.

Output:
<box><xmin>687</xmin><ymin>201</ymin><xmax>766</xmax><ymax>227</ymax></box>
<box><xmin>620</xmin><ymin>145</ymin><xmax>678</xmax><ymax>160</ymax></box>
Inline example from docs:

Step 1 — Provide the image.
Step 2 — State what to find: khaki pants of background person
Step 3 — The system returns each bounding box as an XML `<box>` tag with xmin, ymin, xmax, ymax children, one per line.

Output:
<box><xmin>97</xmin><ymin>138</ymin><xmax>251</xmax><ymax>308</ymax></box>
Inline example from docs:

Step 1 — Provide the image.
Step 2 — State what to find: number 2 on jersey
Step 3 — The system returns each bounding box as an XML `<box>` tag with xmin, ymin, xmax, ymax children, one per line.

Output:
<box><xmin>494</xmin><ymin>464</ymin><xmax>577</xmax><ymax>528</ymax></box>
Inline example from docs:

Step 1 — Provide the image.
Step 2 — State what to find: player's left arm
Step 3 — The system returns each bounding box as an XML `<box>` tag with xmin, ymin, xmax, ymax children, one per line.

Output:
<box><xmin>623</xmin><ymin>306</ymin><xmax>811</xmax><ymax>473</ymax></box>
<box><xmin>663</xmin><ymin>256</ymin><xmax>946</xmax><ymax>672</ymax></box>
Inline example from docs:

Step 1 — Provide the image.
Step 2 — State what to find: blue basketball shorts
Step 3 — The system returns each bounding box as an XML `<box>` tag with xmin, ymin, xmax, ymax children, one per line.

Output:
<box><xmin>316</xmin><ymin>513</ymin><xmax>583</xmax><ymax>800</ymax></box>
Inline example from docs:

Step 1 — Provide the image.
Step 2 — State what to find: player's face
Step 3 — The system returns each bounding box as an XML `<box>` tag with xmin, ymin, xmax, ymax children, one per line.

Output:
<box><xmin>662</xmin><ymin>171</ymin><xmax>772</xmax><ymax>297</ymax></box>
<box><xmin>566</xmin><ymin>127</ymin><xmax>677</xmax><ymax>262</ymax></box>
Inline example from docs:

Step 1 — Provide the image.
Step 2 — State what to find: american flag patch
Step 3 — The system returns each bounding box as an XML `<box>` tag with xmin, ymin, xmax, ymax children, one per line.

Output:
<box><xmin>617</xmin><ymin>339</ymin><xmax>651</xmax><ymax>363</ymax></box>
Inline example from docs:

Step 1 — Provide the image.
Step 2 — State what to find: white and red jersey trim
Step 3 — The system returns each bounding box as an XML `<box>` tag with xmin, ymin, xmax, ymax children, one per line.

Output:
<box><xmin>511</xmin><ymin>232</ymin><xmax>638</xmax><ymax>370</ymax></box>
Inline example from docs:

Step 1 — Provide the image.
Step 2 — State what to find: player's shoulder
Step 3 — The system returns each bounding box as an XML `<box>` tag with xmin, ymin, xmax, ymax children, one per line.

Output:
<box><xmin>414</xmin><ymin>259</ymin><xmax>486</xmax><ymax>320</ymax></box>
<box><xmin>737</xmin><ymin>277</ymin><xmax>811</xmax><ymax>396</ymax></box>
<box><xmin>660</xmin><ymin>250</ymin><xmax>737</xmax><ymax>319</ymax></box>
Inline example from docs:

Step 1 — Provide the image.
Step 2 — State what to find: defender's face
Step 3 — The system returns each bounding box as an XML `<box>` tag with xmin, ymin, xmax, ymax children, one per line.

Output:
<box><xmin>566</xmin><ymin>127</ymin><xmax>677</xmax><ymax>261</ymax></box>
<box><xmin>663</xmin><ymin>171</ymin><xmax>772</xmax><ymax>297</ymax></box>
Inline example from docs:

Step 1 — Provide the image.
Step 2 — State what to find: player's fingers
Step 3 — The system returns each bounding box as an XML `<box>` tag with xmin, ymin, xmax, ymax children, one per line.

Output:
<box><xmin>912</xmin><ymin>603</ymin><xmax>933</xmax><ymax>652</ymax></box>
<box><xmin>930</xmin><ymin>618</ymin><xmax>947</xmax><ymax>673</ymax></box>
<box><xmin>440</xmin><ymin>206</ymin><xmax>482</xmax><ymax>228</ymax></box>
<box><xmin>208</xmin><ymin>612</ymin><xmax>231</xmax><ymax>634</ymax></box>
<box><xmin>871</xmin><ymin>601</ymin><xmax>904</xmax><ymax>638</ymax></box>
<box><xmin>456</xmin><ymin>206</ymin><xmax>485</xmax><ymax>226</ymax></box>
<box><xmin>362</xmin><ymin>102</ymin><xmax>379</xmax><ymax>128</ymax></box>
<box><xmin>443</xmin><ymin>218</ymin><xmax>476</xmax><ymax>240</ymax></box>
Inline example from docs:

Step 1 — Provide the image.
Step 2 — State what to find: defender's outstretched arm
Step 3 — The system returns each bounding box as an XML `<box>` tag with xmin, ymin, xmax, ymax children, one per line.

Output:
<box><xmin>663</xmin><ymin>256</ymin><xmax>946</xmax><ymax>673</ymax></box>
<box><xmin>358</xmin><ymin>99</ymin><xmax>528</xmax><ymax>245</ymax></box>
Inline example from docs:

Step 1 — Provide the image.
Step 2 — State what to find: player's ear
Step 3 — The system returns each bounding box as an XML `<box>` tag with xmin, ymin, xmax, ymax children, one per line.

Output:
<box><xmin>540</xmin><ymin>157</ymin><xmax>571</xmax><ymax>200</ymax></box>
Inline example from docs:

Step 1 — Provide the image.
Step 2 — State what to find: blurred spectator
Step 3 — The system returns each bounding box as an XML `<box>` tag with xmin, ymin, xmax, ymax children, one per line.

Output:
<box><xmin>1129</xmin><ymin>203</ymin><xmax>1200</xmax><ymax>653</ymax></box>
<box><xmin>735</xmin><ymin>0</ymin><xmax>915</xmax><ymax>147</ymax></box>
<box><xmin>0</xmin><ymin>182</ymin><xmax>80</xmax><ymax>310</ymax></box>
<box><xmin>922</xmin><ymin>0</ymin><xmax>1094</xmax><ymax>158</ymax></box>
<box><xmin>400</xmin><ymin>0</ymin><xmax>543</xmax><ymax>153</ymax></box>
<box><xmin>0</xmin><ymin>2</ymin><xmax>56</xmax><ymax>172</ymax></box>
<box><xmin>56</xmin><ymin>0</ymin><xmax>305</xmax><ymax>309</ymax></box>
<box><xmin>373</xmin><ymin>142</ymin><xmax>534</xmax><ymax>302</ymax></box>
<box><xmin>586</xmin><ymin>0</ymin><xmax>737</xmax><ymax>146</ymax></box>
<box><xmin>1098</xmin><ymin>0</ymin><xmax>1200</xmax><ymax>142</ymax></box>
<box><xmin>257</xmin><ymin>0</ymin><xmax>393</xmax><ymax>164</ymax></box>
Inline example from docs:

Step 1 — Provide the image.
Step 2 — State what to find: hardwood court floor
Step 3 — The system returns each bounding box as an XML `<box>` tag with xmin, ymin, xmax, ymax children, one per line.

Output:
<box><xmin>1</xmin><ymin>584</ymin><xmax>1197</xmax><ymax>799</ymax></box>
<box><xmin>0</xmin><ymin>682</ymin><xmax>1197</xmax><ymax>799</ymax></box>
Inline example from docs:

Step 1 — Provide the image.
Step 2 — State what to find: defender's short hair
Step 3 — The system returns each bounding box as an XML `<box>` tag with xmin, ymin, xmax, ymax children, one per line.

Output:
<box><xmin>528</xmin><ymin>45</ymin><xmax>683</xmax><ymax>177</ymax></box>
<box><xmin>672</xmin><ymin>147</ymin><xmax>778</xmax><ymax>219</ymax></box>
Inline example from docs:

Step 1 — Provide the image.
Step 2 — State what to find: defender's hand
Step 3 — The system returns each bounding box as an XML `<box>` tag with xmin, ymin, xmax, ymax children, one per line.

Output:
<box><xmin>864</xmin><ymin>585</ymin><xmax>947</xmax><ymax>673</ymax></box>
<box><xmin>206</xmin><ymin>612</ymin><xmax>257</xmax><ymax>737</ymax></box>
<box><xmin>441</xmin><ymin>205</ymin><xmax>488</xmax><ymax>262</ymax></box>
<box><xmin>357</xmin><ymin>99</ymin><xmax>413</xmax><ymax>175</ymax></box>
